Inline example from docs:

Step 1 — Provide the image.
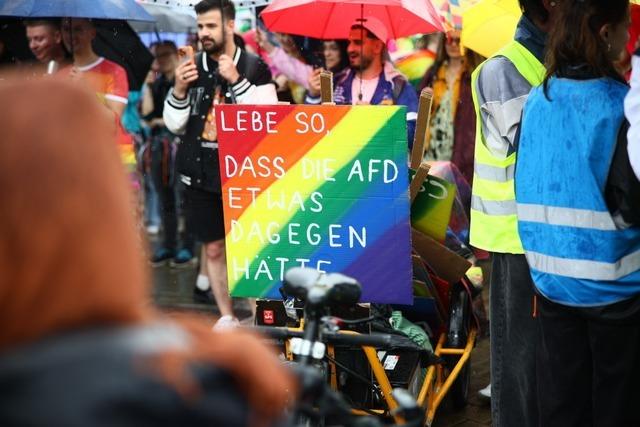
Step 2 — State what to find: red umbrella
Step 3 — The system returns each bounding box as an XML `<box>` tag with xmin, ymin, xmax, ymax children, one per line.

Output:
<box><xmin>261</xmin><ymin>0</ymin><xmax>444</xmax><ymax>41</ymax></box>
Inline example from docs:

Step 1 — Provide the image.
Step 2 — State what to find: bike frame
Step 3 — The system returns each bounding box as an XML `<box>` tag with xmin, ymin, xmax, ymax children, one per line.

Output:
<box><xmin>282</xmin><ymin>322</ymin><xmax>477</xmax><ymax>426</ymax></box>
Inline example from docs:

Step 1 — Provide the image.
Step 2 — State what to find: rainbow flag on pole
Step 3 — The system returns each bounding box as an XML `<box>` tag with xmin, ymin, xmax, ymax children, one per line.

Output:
<box><xmin>396</xmin><ymin>49</ymin><xmax>437</xmax><ymax>89</ymax></box>
<box><xmin>216</xmin><ymin>104</ymin><xmax>413</xmax><ymax>304</ymax></box>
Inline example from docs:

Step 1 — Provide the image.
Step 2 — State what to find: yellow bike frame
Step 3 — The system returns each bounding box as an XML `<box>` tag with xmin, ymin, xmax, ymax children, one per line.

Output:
<box><xmin>282</xmin><ymin>323</ymin><xmax>477</xmax><ymax>426</ymax></box>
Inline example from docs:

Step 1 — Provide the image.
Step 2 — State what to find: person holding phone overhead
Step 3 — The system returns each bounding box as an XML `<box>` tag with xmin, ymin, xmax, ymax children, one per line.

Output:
<box><xmin>163</xmin><ymin>0</ymin><xmax>277</xmax><ymax>328</ymax></box>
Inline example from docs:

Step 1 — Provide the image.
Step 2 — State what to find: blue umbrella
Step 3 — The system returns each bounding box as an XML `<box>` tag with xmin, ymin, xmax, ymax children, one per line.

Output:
<box><xmin>0</xmin><ymin>0</ymin><xmax>155</xmax><ymax>22</ymax></box>
<box><xmin>0</xmin><ymin>17</ymin><xmax>153</xmax><ymax>90</ymax></box>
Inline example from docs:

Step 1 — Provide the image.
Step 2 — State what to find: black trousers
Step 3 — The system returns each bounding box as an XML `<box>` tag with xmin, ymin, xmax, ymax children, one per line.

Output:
<box><xmin>537</xmin><ymin>294</ymin><xmax>640</xmax><ymax>427</ymax></box>
<box><xmin>490</xmin><ymin>253</ymin><xmax>538</xmax><ymax>427</ymax></box>
<box><xmin>150</xmin><ymin>132</ymin><xmax>193</xmax><ymax>252</ymax></box>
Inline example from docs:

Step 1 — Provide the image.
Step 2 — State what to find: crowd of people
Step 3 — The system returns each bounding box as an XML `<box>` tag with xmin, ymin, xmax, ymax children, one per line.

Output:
<box><xmin>139</xmin><ymin>0</ymin><xmax>481</xmax><ymax>328</ymax></box>
<box><xmin>2</xmin><ymin>0</ymin><xmax>640</xmax><ymax>425</ymax></box>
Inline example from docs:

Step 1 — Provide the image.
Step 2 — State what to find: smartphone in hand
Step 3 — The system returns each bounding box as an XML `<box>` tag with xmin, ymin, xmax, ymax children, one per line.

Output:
<box><xmin>178</xmin><ymin>46</ymin><xmax>194</xmax><ymax>65</ymax></box>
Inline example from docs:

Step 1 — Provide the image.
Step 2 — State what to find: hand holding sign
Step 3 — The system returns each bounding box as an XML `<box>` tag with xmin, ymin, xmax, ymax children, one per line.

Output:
<box><xmin>308</xmin><ymin>68</ymin><xmax>322</xmax><ymax>97</ymax></box>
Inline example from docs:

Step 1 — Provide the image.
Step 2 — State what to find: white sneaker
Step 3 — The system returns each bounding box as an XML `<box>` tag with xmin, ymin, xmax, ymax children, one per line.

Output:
<box><xmin>213</xmin><ymin>315</ymin><xmax>240</xmax><ymax>331</ymax></box>
<box><xmin>146</xmin><ymin>224</ymin><xmax>160</xmax><ymax>235</ymax></box>
<box><xmin>478</xmin><ymin>383</ymin><xmax>491</xmax><ymax>401</ymax></box>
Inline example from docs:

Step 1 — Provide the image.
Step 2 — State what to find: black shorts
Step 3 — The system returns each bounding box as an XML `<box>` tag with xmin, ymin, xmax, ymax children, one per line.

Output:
<box><xmin>183</xmin><ymin>186</ymin><xmax>225</xmax><ymax>243</ymax></box>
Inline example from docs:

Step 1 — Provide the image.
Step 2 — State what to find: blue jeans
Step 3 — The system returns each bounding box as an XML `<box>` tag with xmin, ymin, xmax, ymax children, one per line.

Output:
<box><xmin>489</xmin><ymin>253</ymin><xmax>538</xmax><ymax>427</ymax></box>
<box><xmin>144</xmin><ymin>172</ymin><xmax>160</xmax><ymax>227</ymax></box>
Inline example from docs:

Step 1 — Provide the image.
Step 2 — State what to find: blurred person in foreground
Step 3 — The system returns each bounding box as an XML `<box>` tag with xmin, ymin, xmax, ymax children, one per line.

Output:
<box><xmin>164</xmin><ymin>0</ymin><xmax>277</xmax><ymax>327</ymax></box>
<box><xmin>0</xmin><ymin>77</ymin><xmax>294</xmax><ymax>427</ymax></box>
<box><xmin>517</xmin><ymin>1</ymin><xmax>640</xmax><ymax>425</ymax></box>
<box><xmin>469</xmin><ymin>1</ymin><xmax>559</xmax><ymax>425</ymax></box>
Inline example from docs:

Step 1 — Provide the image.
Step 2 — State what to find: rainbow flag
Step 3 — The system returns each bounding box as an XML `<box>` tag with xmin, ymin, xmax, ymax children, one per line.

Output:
<box><xmin>216</xmin><ymin>105</ymin><xmax>413</xmax><ymax>304</ymax></box>
<box><xmin>396</xmin><ymin>50</ymin><xmax>437</xmax><ymax>89</ymax></box>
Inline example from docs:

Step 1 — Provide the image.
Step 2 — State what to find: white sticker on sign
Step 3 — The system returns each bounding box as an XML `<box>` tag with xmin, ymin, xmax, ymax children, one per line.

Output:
<box><xmin>383</xmin><ymin>355</ymin><xmax>400</xmax><ymax>370</ymax></box>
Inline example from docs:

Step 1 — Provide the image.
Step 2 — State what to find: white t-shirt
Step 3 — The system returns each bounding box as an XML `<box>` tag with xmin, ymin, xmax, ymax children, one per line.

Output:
<box><xmin>351</xmin><ymin>76</ymin><xmax>380</xmax><ymax>105</ymax></box>
<box><xmin>626</xmin><ymin>55</ymin><xmax>640</xmax><ymax>181</ymax></box>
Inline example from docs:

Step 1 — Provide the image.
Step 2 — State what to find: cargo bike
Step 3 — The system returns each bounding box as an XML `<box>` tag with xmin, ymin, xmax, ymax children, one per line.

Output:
<box><xmin>229</xmin><ymin>83</ymin><xmax>478</xmax><ymax>425</ymax></box>
<box><xmin>254</xmin><ymin>261</ymin><xmax>478</xmax><ymax>426</ymax></box>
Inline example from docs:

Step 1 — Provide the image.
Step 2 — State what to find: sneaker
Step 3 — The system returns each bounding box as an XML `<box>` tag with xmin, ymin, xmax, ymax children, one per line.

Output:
<box><xmin>150</xmin><ymin>247</ymin><xmax>175</xmax><ymax>266</ymax></box>
<box><xmin>213</xmin><ymin>315</ymin><xmax>240</xmax><ymax>331</ymax></box>
<box><xmin>193</xmin><ymin>287</ymin><xmax>215</xmax><ymax>304</ymax></box>
<box><xmin>477</xmin><ymin>384</ymin><xmax>491</xmax><ymax>402</ymax></box>
<box><xmin>170</xmin><ymin>248</ymin><xmax>196</xmax><ymax>268</ymax></box>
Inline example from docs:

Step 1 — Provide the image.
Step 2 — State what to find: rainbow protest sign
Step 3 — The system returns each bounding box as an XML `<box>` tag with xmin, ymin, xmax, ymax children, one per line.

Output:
<box><xmin>215</xmin><ymin>105</ymin><xmax>413</xmax><ymax>304</ymax></box>
<box><xmin>410</xmin><ymin>169</ymin><xmax>456</xmax><ymax>242</ymax></box>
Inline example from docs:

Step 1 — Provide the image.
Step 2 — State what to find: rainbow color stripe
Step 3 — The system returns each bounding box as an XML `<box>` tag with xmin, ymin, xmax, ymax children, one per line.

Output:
<box><xmin>396</xmin><ymin>50</ymin><xmax>437</xmax><ymax>89</ymax></box>
<box><xmin>431</xmin><ymin>0</ymin><xmax>479</xmax><ymax>29</ymax></box>
<box><xmin>216</xmin><ymin>105</ymin><xmax>413</xmax><ymax>304</ymax></box>
<box><xmin>410</xmin><ymin>169</ymin><xmax>456</xmax><ymax>242</ymax></box>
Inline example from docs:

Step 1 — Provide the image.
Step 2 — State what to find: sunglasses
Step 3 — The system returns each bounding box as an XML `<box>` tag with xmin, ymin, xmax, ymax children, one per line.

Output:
<box><xmin>446</xmin><ymin>37</ymin><xmax>461</xmax><ymax>46</ymax></box>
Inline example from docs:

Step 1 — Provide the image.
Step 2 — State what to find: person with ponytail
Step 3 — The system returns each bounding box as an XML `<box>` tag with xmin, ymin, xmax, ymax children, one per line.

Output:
<box><xmin>515</xmin><ymin>1</ymin><xmax>640</xmax><ymax>425</ymax></box>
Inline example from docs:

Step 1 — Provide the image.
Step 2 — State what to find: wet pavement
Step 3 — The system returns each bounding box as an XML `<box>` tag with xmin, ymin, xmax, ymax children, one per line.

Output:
<box><xmin>152</xmin><ymin>262</ymin><xmax>254</xmax><ymax>321</ymax></box>
<box><xmin>151</xmin><ymin>255</ymin><xmax>491</xmax><ymax>426</ymax></box>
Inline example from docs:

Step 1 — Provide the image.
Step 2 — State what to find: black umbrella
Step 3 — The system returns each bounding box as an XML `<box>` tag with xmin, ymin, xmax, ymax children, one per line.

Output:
<box><xmin>92</xmin><ymin>19</ymin><xmax>153</xmax><ymax>91</ymax></box>
<box><xmin>0</xmin><ymin>19</ymin><xmax>32</xmax><ymax>63</ymax></box>
<box><xmin>0</xmin><ymin>18</ymin><xmax>152</xmax><ymax>91</ymax></box>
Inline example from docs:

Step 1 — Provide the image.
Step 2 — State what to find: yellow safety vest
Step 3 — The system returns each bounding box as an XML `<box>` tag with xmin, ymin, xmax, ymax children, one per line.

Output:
<box><xmin>469</xmin><ymin>41</ymin><xmax>546</xmax><ymax>254</ymax></box>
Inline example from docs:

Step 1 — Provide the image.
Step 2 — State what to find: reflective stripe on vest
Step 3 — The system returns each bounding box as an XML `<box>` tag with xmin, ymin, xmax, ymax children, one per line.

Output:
<box><xmin>473</xmin><ymin>196</ymin><xmax>516</xmax><ymax>216</ymax></box>
<box><xmin>518</xmin><ymin>203</ymin><xmax>640</xmax><ymax>280</ymax></box>
<box><xmin>517</xmin><ymin>203</ymin><xmax>618</xmax><ymax>231</ymax></box>
<box><xmin>517</xmin><ymin>203</ymin><xmax>640</xmax><ymax>281</ymax></box>
<box><xmin>526</xmin><ymin>249</ymin><xmax>640</xmax><ymax>282</ymax></box>
<box><xmin>474</xmin><ymin>163</ymin><xmax>515</xmax><ymax>182</ymax></box>
<box><xmin>516</xmin><ymin>77</ymin><xmax>640</xmax><ymax>305</ymax></box>
<box><xmin>469</xmin><ymin>41</ymin><xmax>545</xmax><ymax>253</ymax></box>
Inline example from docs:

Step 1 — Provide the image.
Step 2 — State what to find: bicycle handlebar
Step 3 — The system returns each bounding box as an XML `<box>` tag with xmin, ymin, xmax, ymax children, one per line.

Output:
<box><xmin>327</xmin><ymin>332</ymin><xmax>394</xmax><ymax>348</ymax></box>
<box><xmin>251</xmin><ymin>326</ymin><xmax>396</xmax><ymax>348</ymax></box>
<box><xmin>283</xmin><ymin>267</ymin><xmax>362</xmax><ymax>307</ymax></box>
